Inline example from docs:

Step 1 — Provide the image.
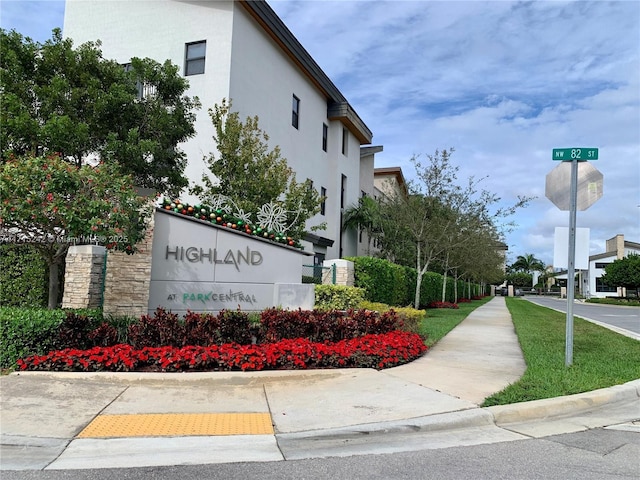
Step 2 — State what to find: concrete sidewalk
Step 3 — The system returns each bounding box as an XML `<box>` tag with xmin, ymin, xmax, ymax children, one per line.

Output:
<box><xmin>1</xmin><ymin>297</ymin><xmax>638</xmax><ymax>470</ymax></box>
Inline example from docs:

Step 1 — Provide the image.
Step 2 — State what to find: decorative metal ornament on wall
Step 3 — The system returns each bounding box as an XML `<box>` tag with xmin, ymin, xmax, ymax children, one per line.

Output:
<box><xmin>202</xmin><ymin>195</ymin><xmax>303</xmax><ymax>234</ymax></box>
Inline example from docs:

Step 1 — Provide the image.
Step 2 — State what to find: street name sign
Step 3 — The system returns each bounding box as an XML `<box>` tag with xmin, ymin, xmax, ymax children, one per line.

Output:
<box><xmin>552</xmin><ymin>148</ymin><xmax>598</xmax><ymax>161</ymax></box>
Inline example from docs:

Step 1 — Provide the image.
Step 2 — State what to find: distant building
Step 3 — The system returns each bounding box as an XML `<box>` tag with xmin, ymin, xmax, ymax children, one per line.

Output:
<box><xmin>588</xmin><ymin>234</ymin><xmax>640</xmax><ymax>298</ymax></box>
<box><xmin>373</xmin><ymin>166</ymin><xmax>408</xmax><ymax>201</ymax></box>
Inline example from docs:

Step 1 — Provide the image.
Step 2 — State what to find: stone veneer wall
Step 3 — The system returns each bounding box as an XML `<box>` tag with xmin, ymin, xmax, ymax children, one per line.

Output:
<box><xmin>102</xmin><ymin>214</ymin><xmax>155</xmax><ymax>318</ymax></box>
<box><xmin>61</xmin><ymin>245</ymin><xmax>107</xmax><ymax>309</ymax></box>
<box><xmin>322</xmin><ymin>259</ymin><xmax>354</xmax><ymax>286</ymax></box>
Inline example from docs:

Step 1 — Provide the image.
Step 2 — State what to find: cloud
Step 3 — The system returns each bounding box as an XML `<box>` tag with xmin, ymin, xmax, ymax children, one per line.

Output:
<box><xmin>272</xmin><ymin>0</ymin><xmax>640</xmax><ymax>264</ymax></box>
<box><xmin>0</xmin><ymin>0</ymin><xmax>64</xmax><ymax>43</ymax></box>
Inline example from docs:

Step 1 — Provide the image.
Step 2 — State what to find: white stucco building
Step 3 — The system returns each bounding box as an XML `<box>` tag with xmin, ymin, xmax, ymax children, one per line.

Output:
<box><xmin>588</xmin><ymin>234</ymin><xmax>640</xmax><ymax>298</ymax></box>
<box><xmin>63</xmin><ymin>0</ymin><xmax>378</xmax><ymax>265</ymax></box>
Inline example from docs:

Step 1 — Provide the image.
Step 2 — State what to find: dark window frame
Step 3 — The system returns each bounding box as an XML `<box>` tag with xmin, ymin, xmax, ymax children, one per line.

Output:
<box><xmin>320</xmin><ymin>187</ymin><xmax>327</xmax><ymax>215</ymax></box>
<box><xmin>185</xmin><ymin>40</ymin><xmax>206</xmax><ymax>76</ymax></box>
<box><xmin>341</xmin><ymin>127</ymin><xmax>348</xmax><ymax>155</ymax></box>
<box><xmin>292</xmin><ymin>94</ymin><xmax>300</xmax><ymax>129</ymax></box>
<box><xmin>322</xmin><ymin>123</ymin><xmax>328</xmax><ymax>151</ymax></box>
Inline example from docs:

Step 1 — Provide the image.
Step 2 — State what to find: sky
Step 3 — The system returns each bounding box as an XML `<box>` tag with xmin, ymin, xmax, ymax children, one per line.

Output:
<box><xmin>1</xmin><ymin>0</ymin><xmax>639</xmax><ymax>267</ymax></box>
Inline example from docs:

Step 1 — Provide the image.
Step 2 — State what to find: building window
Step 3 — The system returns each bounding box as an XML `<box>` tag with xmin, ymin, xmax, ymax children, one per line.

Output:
<box><xmin>320</xmin><ymin>187</ymin><xmax>326</xmax><ymax>215</ymax></box>
<box><xmin>595</xmin><ymin>262</ymin><xmax>610</xmax><ymax>269</ymax></box>
<box><xmin>341</xmin><ymin>174</ymin><xmax>346</xmax><ymax>209</ymax></box>
<box><xmin>185</xmin><ymin>41</ymin><xmax>206</xmax><ymax>76</ymax></box>
<box><xmin>292</xmin><ymin>95</ymin><xmax>300</xmax><ymax>129</ymax></box>
<box><xmin>342</xmin><ymin>128</ymin><xmax>348</xmax><ymax>155</ymax></box>
<box><xmin>596</xmin><ymin>277</ymin><xmax>617</xmax><ymax>292</ymax></box>
<box><xmin>322</xmin><ymin>123</ymin><xmax>328</xmax><ymax>151</ymax></box>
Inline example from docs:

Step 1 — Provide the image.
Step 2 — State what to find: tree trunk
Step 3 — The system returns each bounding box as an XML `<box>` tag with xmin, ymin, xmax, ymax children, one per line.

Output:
<box><xmin>414</xmin><ymin>241</ymin><xmax>422</xmax><ymax>309</ymax></box>
<box><xmin>453</xmin><ymin>272</ymin><xmax>458</xmax><ymax>302</ymax></box>
<box><xmin>441</xmin><ymin>269</ymin><xmax>448</xmax><ymax>303</ymax></box>
<box><xmin>48</xmin><ymin>261</ymin><xmax>59</xmax><ymax>309</ymax></box>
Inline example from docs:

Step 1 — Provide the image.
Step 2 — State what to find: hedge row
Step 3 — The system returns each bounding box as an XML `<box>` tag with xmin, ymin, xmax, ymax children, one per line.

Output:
<box><xmin>347</xmin><ymin>256</ymin><xmax>482</xmax><ymax>308</ymax></box>
<box><xmin>0</xmin><ymin>245</ymin><xmax>49</xmax><ymax>308</ymax></box>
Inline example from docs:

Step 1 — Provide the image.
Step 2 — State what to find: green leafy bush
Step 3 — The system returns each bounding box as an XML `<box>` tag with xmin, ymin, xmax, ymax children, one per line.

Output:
<box><xmin>0</xmin><ymin>244</ymin><xmax>49</xmax><ymax>308</ymax></box>
<box><xmin>315</xmin><ymin>284</ymin><xmax>365</xmax><ymax>310</ymax></box>
<box><xmin>0</xmin><ymin>307</ymin><xmax>66</xmax><ymax>368</ymax></box>
<box><xmin>419</xmin><ymin>272</ymin><xmax>443</xmax><ymax>307</ymax></box>
<box><xmin>345</xmin><ymin>256</ymin><xmax>418</xmax><ymax>306</ymax></box>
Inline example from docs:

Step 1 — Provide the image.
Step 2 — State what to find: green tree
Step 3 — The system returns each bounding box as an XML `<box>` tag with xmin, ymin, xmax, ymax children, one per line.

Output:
<box><xmin>0</xmin><ymin>155</ymin><xmax>151</xmax><ymax>308</ymax></box>
<box><xmin>509</xmin><ymin>253</ymin><xmax>545</xmax><ymax>274</ymax></box>
<box><xmin>505</xmin><ymin>272</ymin><xmax>533</xmax><ymax>288</ymax></box>
<box><xmin>193</xmin><ymin>99</ymin><xmax>323</xmax><ymax>240</ymax></box>
<box><xmin>0</xmin><ymin>28</ymin><xmax>199</xmax><ymax>195</ymax></box>
<box><xmin>375</xmin><ymin>149</ymin><xmax>529</xmax><ymax>308</ymax></box>
<box><xmin>342</xmin><ymin>195</ymin><xmax>381</xmax><ymax>254</ymax></box>
<box><xmin>602</xmin><ymin>254</ymin><xmax>640</xmax><ymax>296</ymax></box>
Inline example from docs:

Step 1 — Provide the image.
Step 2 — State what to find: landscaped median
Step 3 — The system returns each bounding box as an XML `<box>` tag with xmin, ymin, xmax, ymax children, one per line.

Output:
<box><xmin>11</xmin><ymin>307</ymin><xmax>428</xmax><ymax>373</ymax></box>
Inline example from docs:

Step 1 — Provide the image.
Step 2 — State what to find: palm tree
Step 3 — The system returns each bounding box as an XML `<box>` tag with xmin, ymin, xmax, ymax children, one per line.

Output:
<box><xmin>510</xmin><ymin>253</ymin><xmax>545</xmax><ymax>274</ymax></box>
<box><xmin>342</xmin><ymin>196</ymin><xmax>381</xmax><ymax>254</ymax></box>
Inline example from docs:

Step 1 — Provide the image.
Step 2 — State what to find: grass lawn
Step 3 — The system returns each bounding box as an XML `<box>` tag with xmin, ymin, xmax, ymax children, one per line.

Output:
<box><xmin>419</xmin><ymin>296</ymin><xmax>493</xmax><ymax>348</ymax></box>
<box><xmin>482</xmin><ymin>297</ymin><xmax>640</xmax><ymax>406</ymax></box>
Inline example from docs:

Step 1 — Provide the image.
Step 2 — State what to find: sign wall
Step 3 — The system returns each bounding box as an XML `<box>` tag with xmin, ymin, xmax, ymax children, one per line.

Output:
<box><xmin>148</xmin><ymin>210</ymin><xmax>314</xmax><ymax>314</ymax></box>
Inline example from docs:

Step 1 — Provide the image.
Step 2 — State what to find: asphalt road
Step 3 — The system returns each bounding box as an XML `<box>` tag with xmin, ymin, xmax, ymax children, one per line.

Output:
<box><xmin>524</xmin><ymin>296</ymin><xmax>640</xmax><ymax>336</ymax></box>
<box><xmin>2</xmin><ymin>427</ymin><xmax>638</xmax><ymax>480</ymax></box>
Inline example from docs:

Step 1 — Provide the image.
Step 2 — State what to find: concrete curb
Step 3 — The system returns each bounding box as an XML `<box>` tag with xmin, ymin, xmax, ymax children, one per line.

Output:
<box><xmin>486</xmin><ymin>379</ymin><xmax>640</xmax><ymax>425</ymax></box>
<box><xmin>276</xmin><ymin>408</ymin><xmax>494</xmax><ymax>441</ymax></box>
<box><xmin>10</xmin><ymin>368</ymin><xmax>360</xmax><ymax>384</ymax></box>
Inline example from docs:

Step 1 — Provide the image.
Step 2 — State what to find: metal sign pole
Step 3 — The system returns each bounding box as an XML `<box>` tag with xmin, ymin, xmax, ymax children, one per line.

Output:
<box><xmin>565</xmin><ymin>158</ymin><xmax>578</xmax><ymax>366</ymax></box>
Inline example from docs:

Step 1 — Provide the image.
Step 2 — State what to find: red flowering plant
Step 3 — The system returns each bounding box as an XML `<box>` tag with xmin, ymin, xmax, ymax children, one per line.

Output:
<box><xmin>427</xmin><ymin>301</ymin><xmax>459</xmax><ymax>309</ymax></box>
<box><xmin>16</xmin><ymin>308</ymin><xmax>427</xmax><ymax>372</ymax></box>
<box><xmin>0</xmin><ymin>154</ymin><xmax>151</xmax><ymax>308</ymax></box>
<box><xmin>16</xmin><ymin>331</ymin><xmax>426</xmax><ymax>373</ymax></box>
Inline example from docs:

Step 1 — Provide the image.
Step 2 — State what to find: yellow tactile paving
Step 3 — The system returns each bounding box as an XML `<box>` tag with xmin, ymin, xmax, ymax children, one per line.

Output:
<box><xmin>77</xmin><ymin>413</ymin><xmax>274</xmax><ymax>438</ymax></box>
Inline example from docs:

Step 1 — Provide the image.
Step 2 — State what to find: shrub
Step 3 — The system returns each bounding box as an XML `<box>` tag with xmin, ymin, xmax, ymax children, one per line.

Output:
<box><xmin>420</xmin><ymin>272</ymin><xmax>444</xmax><ymax>307</ymax></box>
<box><xmin>427</xmin><ymin>301</ymin><xmax>459</xmax><ymax>309</ymax></box>
<box><xmin>55</xmin><ymin>312</ymin><xmax>99</xmax><ymax>350</ymax></box>
<box><xmin>0</xmin><ymin>307</ymin><xmax>66</xmax><ymax>368</ymax></box>
<box><xmin>258</xmin><ymin>308</ymin><xmax>401</xmax><ymax>343</ymax></box>
<box><xmin>128</xmin><ymin>308</ymin><xmax>184</xmax><ymax>348</ymax></box>
<box><xmin>315</xmin><ymin>284</ymin><xmax>365</xmax><ymax>310</ymax></box>
<box><xmin>183</xmin><ymin>311</ymin><xmax>221</xmax><ymax>346</ymax></box>
<box><xmin>218</xmin><ymin>310</ymin><xmax>252</xmax><ymax>345</ymax></box>
<box><xmin>0</xmin><ymin>244</ymin><xmax>49</xmax><ymax>308</ymax></box>
<box><xmin>348</xmin><ymin>256</ymin><xmax>415</xmax><ymax>306</ymax></box>
<box><xmin>88</xmin><ymin>323</ymin><xmax>120</xmax><ymax>347</ymax></box>
<box><xmin>359</xmin><ymin>301</ymin><xmax>425</xmax><ymax>334</ymax></box>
